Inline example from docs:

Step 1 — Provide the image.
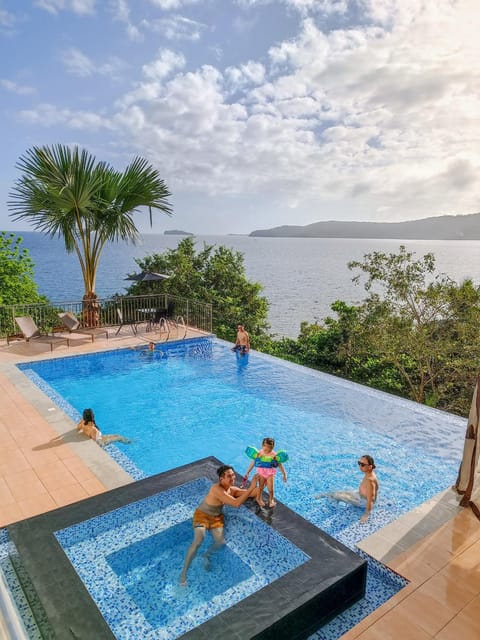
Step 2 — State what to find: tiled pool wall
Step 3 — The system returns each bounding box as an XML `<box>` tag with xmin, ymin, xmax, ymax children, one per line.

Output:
<box><xmin>0</xmin><ymin>529</ymin><xmax>45</xmax><ymax>640</ymax></box>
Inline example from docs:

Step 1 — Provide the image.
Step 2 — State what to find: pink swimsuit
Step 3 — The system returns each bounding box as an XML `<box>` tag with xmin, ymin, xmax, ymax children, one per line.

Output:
<box><xmin>255</xmin><ymin>448</ymin><xmax>278</xmax><ymax>479</ymax></box>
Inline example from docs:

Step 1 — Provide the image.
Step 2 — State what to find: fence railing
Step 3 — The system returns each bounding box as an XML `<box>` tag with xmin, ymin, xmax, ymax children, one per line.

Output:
<box><xmin>0</xmin><ymin>294</ymin><xmax>213</xmax><ymax>338</ymax></box>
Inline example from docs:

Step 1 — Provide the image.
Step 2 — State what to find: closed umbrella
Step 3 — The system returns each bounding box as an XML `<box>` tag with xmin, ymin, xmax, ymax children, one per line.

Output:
<box><xmin>454</xmin><ymin>373</ymin><xmax>480</xmax><ymax>519</ymax></box>
<box><xmin>125</xmin><ymin>271</ymin><xmax>170</xmax><ymax>282</ymax></box>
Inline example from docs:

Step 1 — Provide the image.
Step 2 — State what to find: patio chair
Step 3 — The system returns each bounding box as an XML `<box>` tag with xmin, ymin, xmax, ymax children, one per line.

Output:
<box><xmin>150</xmin><ymin>301</ymin><xmax>176</xmax><ymax>331</ymax></box>
<box><xmin>115</xmin><ymin>308</ymin><xmax>138</xmax><ymax>335</ymax></box>
<box><xmin>58</xmin><ymin>312</ymin><xmax>109</xmax><ymax>342</ymax></box>
<box><xmin>13</xmin><ymin>316</ymin><xmax>70</xmax><ymax>351</ymax></box>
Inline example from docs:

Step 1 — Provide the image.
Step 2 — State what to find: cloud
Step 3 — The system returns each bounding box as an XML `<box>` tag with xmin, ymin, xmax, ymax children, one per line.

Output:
<box><xmin>142</xmin><ymin>49</ymin><xmax>186</xmax><ymax>80</ymax></box>
<box><xmin>144</xmin><ymin>15</ymin><xmax>207</xmax><ymax>41</ymax></box>
<box><xmin>110</xmin><ymin>0</ymin><xmax>143</xmax><ymax>41</ymax></box>
<box><xmin>20</xmin><ymin>0</ymin><xmax>480</xmax><ymax>225</ymax></box>
<box><xmin>1</xmin><ymin>79</ymin><xmax>36</xmax><ymax>95</ymax></box>
<box><xmin>18</xmin><ymin>103</ymin><xmax>113</xmax><ymax>130</ymax></box>
<box><xmin>34</xmin><ymin>0</ymin><xmax>96</xmax><ymax>15</ymax></box>
<box><xmin>148</xmin><ymin>0</ymin><xmax>202</xmax><ymax>9</ymax></box>
<box><xmin>61</xmin><ymin>47</ymin><xmax>127</xmax><ymax>78</ymax></box>
<box><xmin>0</xmin><ymin>7</ymin><xmax>17</xmax><ymax>29</ymax></box>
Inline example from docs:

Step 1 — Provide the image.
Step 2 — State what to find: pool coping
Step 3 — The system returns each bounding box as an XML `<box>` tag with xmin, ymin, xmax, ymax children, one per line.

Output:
<box><xmin>7</xmin><ymin>457</ymin><xmax>367</xmax><ymax>640</ymax></box>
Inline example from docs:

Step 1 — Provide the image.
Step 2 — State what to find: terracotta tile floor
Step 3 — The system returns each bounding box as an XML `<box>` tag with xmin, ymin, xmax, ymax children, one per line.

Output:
<box><xmin>1</xmin><ymin>327</ymin><xmax>479</xmax><ymax>639</ymax></box>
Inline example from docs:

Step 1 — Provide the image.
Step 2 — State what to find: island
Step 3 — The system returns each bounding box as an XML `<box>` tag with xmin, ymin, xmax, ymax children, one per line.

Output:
<box><xmin>164</xmin><ymin>229</ymin><xmax>194</xmax><ymax>236</ymax></box>
<box><xmin>250</xmin><ymin>212</ymin><xmax>480</xmax><ymax>240</ymax></box>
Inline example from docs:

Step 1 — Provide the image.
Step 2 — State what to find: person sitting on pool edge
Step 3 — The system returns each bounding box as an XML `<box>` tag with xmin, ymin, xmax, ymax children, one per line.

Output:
<box><xmin>315</xmin><ymin>454</ymin><xmax>378</xmax><ymax>523</ymax></box>
<box><xmin>179</xmin><ymin>465</ymin><xmax>258</xmax><ymax>586</ymax></box>
<box><xmin>76</xmin><ymin>408</ymin><xmax>131</xmax><ymax>447</ymax></box>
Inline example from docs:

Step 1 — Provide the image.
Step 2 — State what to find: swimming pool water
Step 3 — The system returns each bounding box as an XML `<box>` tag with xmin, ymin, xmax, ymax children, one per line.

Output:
<box><xmin>18</xmin><ymin>337</ymin><xmax>466</xmax><ymax>639</ymax></box>
<box><xmin>54</xmin><ymin>478</ymin><xmax>309</xmax><ymax>640</ymax></box>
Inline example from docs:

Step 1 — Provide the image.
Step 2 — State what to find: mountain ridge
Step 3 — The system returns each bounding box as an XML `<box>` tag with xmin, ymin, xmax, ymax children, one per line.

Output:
<box><xmin>250</xmin><ymin>212</ymin><xmax>480</xmax><ymax>239</ymax></box>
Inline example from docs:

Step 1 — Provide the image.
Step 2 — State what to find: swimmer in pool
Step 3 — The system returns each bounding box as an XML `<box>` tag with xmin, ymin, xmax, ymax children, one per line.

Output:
<box><xmin>76</xmin><ymin>408</ymin><xmax>131</xmax><ymax>447</ymax></box>
<box><xmin>315</xmin><ymin>455</ymin><xmax>378</xmax><ymax>523</ymax></box>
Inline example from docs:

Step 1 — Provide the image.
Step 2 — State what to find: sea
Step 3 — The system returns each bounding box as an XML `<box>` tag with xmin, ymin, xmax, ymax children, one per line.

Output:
<box><xmin>12</xmin><ymin>231</ymin><xmax>480</xmax><ymax>338</ymax></box>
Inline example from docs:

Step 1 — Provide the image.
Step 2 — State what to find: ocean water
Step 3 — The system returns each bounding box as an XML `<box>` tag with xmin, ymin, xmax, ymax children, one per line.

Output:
<box><xmin>14</xmin><ymin>231</ymin><xmax>480</xmax><ymax>337</ymax></box>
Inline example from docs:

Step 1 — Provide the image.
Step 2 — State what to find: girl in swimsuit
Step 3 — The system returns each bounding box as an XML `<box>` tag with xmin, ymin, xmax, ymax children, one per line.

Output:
<box><xmin>76</xmin><ymin>408</ymin><xmax>131</xmax><ymax>447</ymax></box>
<box><xmin>243</xmin><ymin>437</ymin><xmax>287</xmax><ymax>508</ymax></box>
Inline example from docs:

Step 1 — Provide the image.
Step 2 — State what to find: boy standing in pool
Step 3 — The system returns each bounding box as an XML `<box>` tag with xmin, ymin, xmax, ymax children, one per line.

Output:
<box><xmin>179</xmin><ymin>465</ymin><xmax>258</xmax><ymax>586</ymax></box>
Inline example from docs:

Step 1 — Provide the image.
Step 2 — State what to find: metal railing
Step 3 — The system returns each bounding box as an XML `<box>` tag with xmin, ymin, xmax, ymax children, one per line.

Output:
<box><xmin>0</xmin><ymin>294</ymin><xmax>213</xmax><ymax>338</ymax></box>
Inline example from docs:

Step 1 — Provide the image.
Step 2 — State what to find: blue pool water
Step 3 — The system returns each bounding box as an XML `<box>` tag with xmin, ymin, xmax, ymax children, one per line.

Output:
<box><xmin>18</xmin><ymin>337</ymin><xmax>465</xmax><ymax>638</ymax></box>
<box><xmin>55</xmin><ymin>478</ymin><xmax>308</xmax><ymax>639</ymax></box>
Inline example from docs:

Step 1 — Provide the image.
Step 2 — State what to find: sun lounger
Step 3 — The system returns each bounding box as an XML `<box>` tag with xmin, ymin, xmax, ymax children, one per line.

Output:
<box><xmin>58</xmin><ymin>312</ymin><xmax>109</xmax><ymax>342</ymax></box>
<box><xmin>13</xmin><ymin>316</ymin><xmax>70</xmax><ymax>351</ymax></box>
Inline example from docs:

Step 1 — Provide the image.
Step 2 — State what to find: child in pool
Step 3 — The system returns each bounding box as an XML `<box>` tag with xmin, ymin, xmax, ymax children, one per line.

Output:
<box><xmin>243</xmin><ymin>437</ymin><xmax>287</xmax><ymax>508</ymax></box>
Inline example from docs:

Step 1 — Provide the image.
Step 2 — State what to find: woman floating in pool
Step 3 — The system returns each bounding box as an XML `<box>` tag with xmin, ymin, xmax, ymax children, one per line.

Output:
<box><xmin>179</xmin><ymin>465</ymin><xmax>258</xmax><ymax>586</ymax></box>
<box><xmin>76</xmin><ymin>408</ymin><xmax>131</xmax><ymax>447</ymax></box>
<box><xmin>243</xmin><ymin>437</ymin><xmax>288</xmax><ymax>508</ymax></box>
<box><xmin>315</xmin><ymin>454</ymin><xmax>378</xmax><ymax>523</ymax></box>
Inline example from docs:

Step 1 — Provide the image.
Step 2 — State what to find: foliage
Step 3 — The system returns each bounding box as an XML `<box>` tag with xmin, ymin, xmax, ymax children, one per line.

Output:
<box><xmin>8</xmin><ymin>144</ymin><xmax>172</xmax><ymax>299</ymax></box>
<box><xmin>0</xmin><ymin>232</ymin><xmax>46</xmax><ymax>305</ymax></box>
<box><xmin>263</xmin><ymin>246</ymin><xmax>480</xmax><ymax>415</ymax></box>
<box><xmin>124</xmin><ymin>237</ymin><xmax>269</xmax><ymax>342</ymax></box>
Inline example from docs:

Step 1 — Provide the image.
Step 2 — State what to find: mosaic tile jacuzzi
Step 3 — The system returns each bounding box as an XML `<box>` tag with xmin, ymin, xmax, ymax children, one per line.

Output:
<box><xmin>54</xmin><ymin>478</ymin><xmax>309</xmax><ymax>640</ymax></box>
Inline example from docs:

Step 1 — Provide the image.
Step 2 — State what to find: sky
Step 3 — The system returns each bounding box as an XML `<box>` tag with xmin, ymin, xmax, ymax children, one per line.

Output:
<box><xmin>0</xmin><ymin>0</ymin><xmax>479</xmax><ymax>235</ymax></box>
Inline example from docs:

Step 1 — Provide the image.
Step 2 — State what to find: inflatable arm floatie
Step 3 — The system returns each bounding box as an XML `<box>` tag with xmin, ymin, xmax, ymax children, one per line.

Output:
<box><xmin>245</xmin><ymin>445</ymin><xmax>289</xmax><ymax>468</ymax></box>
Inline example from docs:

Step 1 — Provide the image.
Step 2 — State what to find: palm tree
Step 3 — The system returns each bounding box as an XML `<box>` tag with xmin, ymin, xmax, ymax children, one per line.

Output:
<box><xmin>8</xmin><ymin>144</ymin><xmax>172</xmax><ymax>324</ymax></box>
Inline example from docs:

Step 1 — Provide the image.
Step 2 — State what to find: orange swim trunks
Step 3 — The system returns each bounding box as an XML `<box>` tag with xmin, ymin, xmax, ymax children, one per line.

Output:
<box><xmin>193</xmin><ymin>508</ymin><xmax>224</xmax><ymax>530</ymax></box>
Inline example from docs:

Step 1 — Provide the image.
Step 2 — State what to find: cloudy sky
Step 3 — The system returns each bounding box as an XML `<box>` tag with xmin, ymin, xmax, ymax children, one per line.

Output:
<box><xmin>0</xmin><ymin>0</ymin><xmax>478</xmax><ymax>234</ymax></box>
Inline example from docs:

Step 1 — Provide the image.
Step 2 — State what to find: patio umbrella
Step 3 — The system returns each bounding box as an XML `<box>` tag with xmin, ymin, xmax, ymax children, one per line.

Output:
<box><xmin>124</xmin><ymin>271</ymin><xmax>170</xmax><ymax>282</ymax></box>
<box><xmin>454</xmin><ymin>373</ymin><xmax>480</xmax><ymax>519</ymax></box>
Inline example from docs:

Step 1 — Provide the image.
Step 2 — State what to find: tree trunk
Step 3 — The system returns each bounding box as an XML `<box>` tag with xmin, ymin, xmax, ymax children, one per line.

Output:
<box><xmin>82</xmin><ymin>292</ymin><xmax>100</xmax><ymax>327</ymax></box>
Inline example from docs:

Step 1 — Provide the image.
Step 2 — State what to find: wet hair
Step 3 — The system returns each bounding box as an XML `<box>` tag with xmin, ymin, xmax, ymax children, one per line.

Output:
<box><xmin>217</xmin><ymin>464</ymin><xmax>233</xmax><ymax>479</ymax></box>
<box><xmin>362</xmin><ymin>455</ymin><xmax>376</xmax><ymax>469</ymax></box>
<box><xmin>263</xmin><ymin>437</ymin><xmax>275</xmax><ymax>446</ymax></box>
<box><xmin>82</xmin><ymin>408</ymin><xmax>94</xmax><ymax>423</ymax></box>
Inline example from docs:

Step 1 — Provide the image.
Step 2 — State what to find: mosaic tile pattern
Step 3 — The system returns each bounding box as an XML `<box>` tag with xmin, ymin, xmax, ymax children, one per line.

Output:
<box><xmin>0</xmin><ymin>529</ymin><xmax>44</xmax><ymax>640</ymax></box>
<box><xmin>55</xmin><ymin>478</ymin><xmax>309</xmax><ymax>640</ymax></box>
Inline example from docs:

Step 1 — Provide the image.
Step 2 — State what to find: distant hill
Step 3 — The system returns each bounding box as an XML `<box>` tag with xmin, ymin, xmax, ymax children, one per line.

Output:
<box><xmin>164</xmin><ymin>229</ymin><xmax>193</xmax><ymax>236</ymax></box>
<box><xmin>250</xmin><ymin>213</ymin><xmax>480</xmax><ymax>239</ymax></box>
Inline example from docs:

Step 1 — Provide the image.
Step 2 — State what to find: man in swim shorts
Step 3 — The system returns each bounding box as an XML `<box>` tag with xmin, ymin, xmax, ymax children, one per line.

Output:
<box><xmin>179</xmin><ymin>465</ymin><xmax>258</xmax><ymax>585</ymax></box>
<box><xmin>231</xmin><ymin>324</ymin><xmax>250</xmax><ymax>355</ymax></box>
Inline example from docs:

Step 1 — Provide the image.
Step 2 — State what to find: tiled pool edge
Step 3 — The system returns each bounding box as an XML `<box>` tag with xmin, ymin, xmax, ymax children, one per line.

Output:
<box><xmin>7</xmin><ymin>457</ymin><xmax>368</xmax><ymax>640</ymax></box>
<box><xmin>357</xmin><ymin>487</ymin><xmax>462</xmax><ymax>564</ymax></box>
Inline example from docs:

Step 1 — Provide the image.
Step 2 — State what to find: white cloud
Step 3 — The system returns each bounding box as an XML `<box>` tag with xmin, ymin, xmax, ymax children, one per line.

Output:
<box><xmin>61</xmin><ymin>47</ymin><xmax>127</xmax><ymax>79</ymax></box>
<box><xmin>34</xmin><ymin>0</ymin><xmax>96</xmax><ymax>15</ymax></box>
<box><xmin>144</xmin><ymin>15</ymin><xmax>207</xmax><ymax>41</ymax></box>
<box><xmin>20</xmin><ymin>0</ymin><xmax>480</xmax><ymax>225</ymax></box>
<box><xmin>148</xmin><ymin>0</ymin><xmax>202</xmax><ymax>9</ymax></box>
<box><xmin>110</xmin><ymin>0</ymin><xmax>143</xmax><ymax>41</ymax></box>
<box><xmin>0</xmin><ymin>7</ymin><xmax>16</xmax><ymax>28</ymax></box>
<box><xmin>1</xmin><ymin>79</ymin><xmax>36</xmax><ymax>95</ymax></box>
<box><xmin>225</xmin><ymin>61</ymin><xmax>266</xmax><ymax>91</ymax></box>
<box><xmin>142</xmin><ymin>49</ymin><xmax>186</xmax><ymax>80</ymax></box>
<box><xmin>18</xmin><ymin>103</ymin><xmax>113</xmax><ymax>130</ymax></box>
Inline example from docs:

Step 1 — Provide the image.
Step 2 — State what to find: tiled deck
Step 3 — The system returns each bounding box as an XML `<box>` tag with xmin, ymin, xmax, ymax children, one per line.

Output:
<box><xmin>0</xmin><ymin>326</ymin><xmax>479</xmax><ymax>639</ymax></box>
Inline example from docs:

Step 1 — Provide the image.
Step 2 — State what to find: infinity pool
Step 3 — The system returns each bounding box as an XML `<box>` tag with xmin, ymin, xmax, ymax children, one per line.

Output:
<box><xmin>18</xmin><ymin>337</ymin><xmax>465</xmax><ymax>638</ymax></box>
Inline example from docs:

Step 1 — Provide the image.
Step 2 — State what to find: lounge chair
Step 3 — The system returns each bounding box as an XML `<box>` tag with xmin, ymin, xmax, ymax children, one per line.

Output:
<box><xmin>58</xmin><ymin>311</ymin><xmax>109</xmax><ymax>342</ymax></box>
<box><xmin>115</xmin><ymin>308</ymin><xmax>138</xmax><ymax>335</ymax></box>
<box><xmin>13</xmin><ymin>316</ymin><xmax>70</xmax><ymax>351</ymax></box>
